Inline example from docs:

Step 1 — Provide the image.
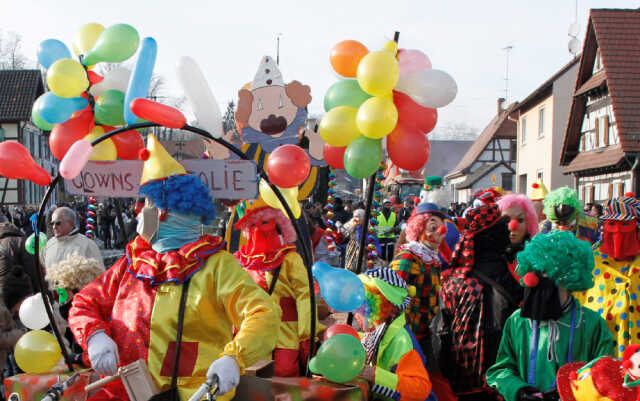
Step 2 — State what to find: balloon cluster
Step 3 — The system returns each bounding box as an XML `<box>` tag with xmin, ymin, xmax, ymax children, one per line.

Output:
<box><xmin>85</xmin><ymin>196</ymin><xmax>98</xmax><ymax>238</ymax></box>
<box><xmin>320</xmin><ymin>38</ymin><xmax>456</xmax><ymax>177</ymax></box>
<box><xmin>323</xmin><ymin>170</ymin><xmax>338</xmax><ymax>252</ymax></box>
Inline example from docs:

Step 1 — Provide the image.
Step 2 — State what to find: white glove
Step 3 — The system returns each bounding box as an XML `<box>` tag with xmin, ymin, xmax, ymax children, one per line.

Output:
<box><xmin>206</xmin><ymin>355</ymin><xmax>240</xmax><ymax>395</ymax></box>
<box><xmin>87</xmin><ymin>331</ymin><xmax>120</xmax><ymax>376</ymax></box>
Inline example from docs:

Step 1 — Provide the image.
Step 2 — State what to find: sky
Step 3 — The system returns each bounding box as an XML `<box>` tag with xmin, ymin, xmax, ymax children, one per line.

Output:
<box><xmin>1</xmin><ymin>0</ymin><xmax>638</xmax><ymax>135</ymax></box>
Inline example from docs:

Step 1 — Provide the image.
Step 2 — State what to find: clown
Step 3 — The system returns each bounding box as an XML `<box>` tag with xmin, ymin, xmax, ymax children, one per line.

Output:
<box><xmin>530</xmin><ymin>179</ymin><xmax>549</xmax><ymax>224</ymax></box>
<box><xmin>539</xmin><ymin>187</ymin><xmax>599</xmax><ymax>245</ymax></box>
<box><xmin>497</xmin><ymin>194</ymin><xmax>539</xmax><ymax>281</ymax></box>
<box><xmin>556</xmin><ymin>356</ymin><xmax>636</xmax><ymax>401</ymax></box>
<box><xmin>576</xmin><ymin>195</ymin><xmax>640</xmax><ymax>358</ymax></box>
<box><xmin>486</xmin><ymin>231</ymin><xmax>613</xmax><ymax>401</ymax></box>
<box><xmin>354</xmin><ymin>268</ymin><xmax>433</xmax><ymax>401</ymax></box>
<box><xmin>69</xmin><ymin>136</ymin><xmax>279</xmax><ymax>401</ymax></box>
<box><xmin>233</xmin><ymin>197</ymin><xmax>317</xmax><ymax>377</ymax></box>
<box><xmin>419</xmin><ymin>176</ymin><xmax>450</xmax><ymax>207</ymax></box>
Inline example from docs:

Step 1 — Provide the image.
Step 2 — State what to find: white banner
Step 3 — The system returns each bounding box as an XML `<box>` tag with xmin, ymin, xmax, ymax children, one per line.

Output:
<box><xmin>64</xmin><ymin>159</ymin><xmax>258</xmax><ymax>199</ymax></box>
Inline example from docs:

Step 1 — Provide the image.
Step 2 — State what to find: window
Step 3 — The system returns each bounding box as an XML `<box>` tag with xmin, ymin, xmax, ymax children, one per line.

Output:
<box><xmin>538</xmin><ymin>107</ymin><xmax>545</xmax><ymax>138</ymax></box>
<box><xmin>519</xmin><ymin>174</ymin><xmax>527</xmax><ymax>194</ymax></box>
<box><xmin>501</xmin><ymin>173</ymin><xmax>513</xmax><ymax>191</ymax></box>
<box><xmin>537</xmin><ymin>169</ymin><xmax>544</xmax><ymax>182</ymax></box>
<box><xmin>521</xmin><ymin>117</ymin><xmax>527</xmax><ymax>145</ymax></box>
<box><xmin>594</xmin><ymin>48</ymin><xmax>603</xmax><ymax>73</ymax></box>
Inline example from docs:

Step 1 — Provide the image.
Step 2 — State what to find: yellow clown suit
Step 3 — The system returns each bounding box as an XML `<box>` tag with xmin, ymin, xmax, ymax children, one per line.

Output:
<box><xmin>69</xmin><ymin>135</ymin><xmax>279</xmax><ymax>401</ymax></box>
<box><xmin>233</xmin><ymin>197</ymin><xmax>321</xmax><ymax>377</ymax></box>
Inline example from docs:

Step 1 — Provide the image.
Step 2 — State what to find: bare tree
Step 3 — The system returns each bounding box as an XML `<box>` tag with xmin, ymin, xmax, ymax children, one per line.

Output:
<box><xmin>0</xmin><ymin>30</ymin><xmax>31</xmax><ymax>69</ymax></box>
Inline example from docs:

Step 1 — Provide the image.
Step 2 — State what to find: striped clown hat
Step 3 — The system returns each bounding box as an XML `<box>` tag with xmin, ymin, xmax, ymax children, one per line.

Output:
<box><xmin>360</xmin><ymin>268</ymin><xmax>411</xmax><ymax>312</ymax></box>
<box><xmin>602</xmin><ymin>196</ymin><xmax>640</xmax><ymax>221</ymax></box>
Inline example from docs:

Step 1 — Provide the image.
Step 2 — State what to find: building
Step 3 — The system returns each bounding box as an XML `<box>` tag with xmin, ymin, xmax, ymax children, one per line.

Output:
<box><xmin>445</xmin><ymin>100</ymin><xmax>517</xmax><ymax>203</ymax></box>
<box><xmin>0</xmin><ymin>70</ymin><xmax>53</xmax><ymax>206</ymax></box>
<box><xmin>425</xmin><ymin>139</ymin><xmax>474</xmax><ymax>178</ymax></box>
<box><xmin>561</xmin><ymin>9</ymin><xmax>640</xmax><ymax>203</ymax></box>
<box><xmin>512</xmin><ymin>58</ymin><xmax>579</xmax><ymax>195</ymax></box>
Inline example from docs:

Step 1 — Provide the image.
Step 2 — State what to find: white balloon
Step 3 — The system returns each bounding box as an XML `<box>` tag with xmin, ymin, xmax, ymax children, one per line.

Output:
<box><xmin>19</xmin><ymin>293</ymin><xmax>50</xmax><ymax>330</ymax></box>
<box><xmin>90</xmin><ymin>67</ymin><xmax>131</xmax><ymax>97</ymax></box>
<box><xmin>395</xmin><ymin>69</ymin><xmax>458</xmax><ymax>108</ymax></box>
<box><xmin>176</xmin><ymin>56</ymin><xmax>223</xmax><ymax>138</ymax></box>
<box><xmin>568</xmin><ymin>23</ymin><xmax>580</xmax><ymax>37</ymax></box>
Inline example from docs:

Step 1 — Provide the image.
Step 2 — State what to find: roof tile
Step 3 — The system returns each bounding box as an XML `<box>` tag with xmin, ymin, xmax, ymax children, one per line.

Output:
<box><xmin>0</xmin><ymin>70</ymin><xmax>44</xmax><ymax>122</ymax></box>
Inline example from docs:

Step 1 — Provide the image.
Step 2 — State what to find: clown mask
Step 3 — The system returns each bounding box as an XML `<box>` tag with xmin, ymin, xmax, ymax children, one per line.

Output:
<box><xmin>421</xmin><ymin>215</ymin><xmax>447</xmax><ymax>250</ymax></box>
<box><xmin>601</xmin><ymin>220</ymin><xmax>640</xmax><ymax>260</ymax></box>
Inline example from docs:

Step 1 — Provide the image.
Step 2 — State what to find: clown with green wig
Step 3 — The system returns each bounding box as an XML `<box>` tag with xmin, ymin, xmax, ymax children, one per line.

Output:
<box><xmin>539</xmin><ymin>187</ymin><xmax>599</xmax><ymax>244</ymax></box>
<box><xmin>486</xmin><ymin>231</ymin><xmax>613</xmax><ymax>401</ymax></box>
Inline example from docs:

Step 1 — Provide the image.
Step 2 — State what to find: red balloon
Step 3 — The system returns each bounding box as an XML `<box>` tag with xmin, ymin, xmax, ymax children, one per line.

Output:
<box><xmin>104</xmin><ymin>126</ymin><xmax>145</xmax><ymax>160</ymax></box>
<box><xmin>266</xmin><ymin>144</ymin><xmax>311</xmax><ymax>188</ymax></box>
<box><xmin>49</xmin><ymin>109</ymin><xmax>94</xmax><ymax>160</ymax></box>
<box><xmin>324</xmin><ymin>324</ymin><xmax>359</xmax><ymax>341</ymax></box>
<box><xmin>393</xmin><ymin>91</ymin><xmax>438</xmax><ymax>134</ymax></box>
<box><xmin>387</xmin><ymin>123</ymin><xmax>431</xmax><ymax>171</ymax></box>
<box><xmin>323</xmin><ymin>144</ymin><xmax>346</xmax><ymax>169</ymax></box>
<box><xmin>130</xmin><ymin>98</ymin><xmax>186</xmax><ymax>129</ymax></box>
<box><xmin>0</xmin><ymin>141</ymin><xmax>51</xmax><ymax>186</ymax></box>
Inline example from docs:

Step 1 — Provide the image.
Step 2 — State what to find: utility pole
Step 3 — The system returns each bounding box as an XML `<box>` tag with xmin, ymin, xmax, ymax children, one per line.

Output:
<box><xmin>276</xmin><ymin>33</ymin><xmax>283</xmax><ymax>66</ymax></box>
<box><xmin>502</xmin><ymin>45</ymin><xmax>513</xmax><ymax>102</ymax></box>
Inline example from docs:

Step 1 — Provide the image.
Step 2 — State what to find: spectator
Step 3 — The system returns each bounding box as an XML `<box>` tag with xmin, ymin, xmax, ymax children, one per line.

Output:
<box><xmin>0</xmin><ymin>213</ymin><xmax>39</xmax><ymax>292</ymax></box>
<box><xmin>333</xmin><ymin>197</ymin><xmax>351</xmax><ymax>224</ymax></box>
<box><xmin>377</xmin><ymin>199</ymin><xmax>400</xmax><ymax>262</ymax></box>
<box><xmin>338</xmin><ymin>209</ymin><xmax>381</xmax><ymax>272</ymax></box>
<box><xmin>398</xmin><ymin>198</ymin><xmax>414</xmax><ymax>225</ymax></box>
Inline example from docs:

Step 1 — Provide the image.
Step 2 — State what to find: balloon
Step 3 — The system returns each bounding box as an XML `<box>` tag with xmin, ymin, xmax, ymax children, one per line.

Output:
<box><xmin>357</xmin><ymin>50</ymin><xmax>399</xmax><ymax>97</ymax></box>
<box><xmin>312</xmin><ymin>262</ymin><xmax>365</xmax><ymax>312</ymax></box>
<box><xmin>73</xmin><ymin>23</ymin><xmax>105</xmax><ymax>56</ymax></box>
<box><xmin>329</xmin><ymin>40</ymin><xmax>369</xmax><ymax>78</ymax></box>
<box><xmin>60</xmin><ymin>139</ymin><xmax>93</xmax><ymax>179</ymax></box>
<box><xmin>308</xmin><ymin>334</ymin><xmax>365</xmax><ymax>383</ymax></box>
<box><xmin>25</xmin><ymin>232</ymin><xmax>47</xmax><ymax>255</ymax></box>
<box><xmin>393</xmin><ymin>91</ymin><xmax>437</xmax><ymax>134</ymax></box>
<box><xmin>343</xmin><ymin>136</ymin><xmax>382</xmax><ymax>179</ymax></box>
<box><xmin>82</xmin><ymin>24</ymin><xmax>140</xmax><ymax>66</ymax></box>
<box><xmin>87</xmin><ymin>70</ymin><xmax>104</xmax><ymax>86</ymax></box>
<box><xmin>266</xmin><ymin>144</ymin><xmax>311</xmax><ymax>188</ymax></box>
<box><xmin>19</xmin><ymin>293</ymin><xmax>49</xmax><ymax>330</ymax></box>
<box><xmin>31</xmin><ymin>96</ymin><xmax>55</xmax><ymax>131</ymax></box>
<box><xmin>130</xmin><ymin>98</ymin><xmax>186</xmax><ymax>129</ymax></box>
<box><xmin>324</xmin><ymin>324</ymin><xmax>359</xmax><ymax>341</ymax></box>
<box><xmin>324</xmin><ymin>79</ymin><xmax>371</xmax><ymax>112</ymax></box>
<box><xmin>46</xmin><ymin>58</ymin><xmax>89</xmax><ymax>98</ymax></box>
<box><xmin>323</xmin><ymin>144</ymin><xmax>346</xmax><ymax>169</ymax></box>
<box><xmin>176</xmin><ymin>56</ymin><xmax>223</xmax><ymax>138</ymax></box>
<box><xmin>356</xmin><ymin>96</ymin><xmax>398</xmax><ymax>139</ymax></box>
<box><xmin>95</xmin><ymin>89</ymin><xmax>125</xmax><ymax>126</ymax></box>
<box><xmin>397</xmin><ymin>49</ymin><xmax>432</xmax><ymax>77</ymax></box>
<box><xmin>124</xmin><ymin>37</ymin><xmax>157</xmax><ymax>125</ymax></box>
<box><xmin>318</xmin><ymin>106</ymin><xmax>360</xmax><ymax>147</ymax></box>
<box><xmin>38</xmin><ymin>92</ymin><xmax>88</xmax><ymax>124</ymax></box>
<box><xmin>0</xmin><ymin>141</ymin><xmax>51</xmax><ymax>185</ymax></box>
<box><xmin>108</xmin><ymin>127</ymin><xmax>144</xmax><ymax>160</ymax></box>
<box><xmin>83</xmin><ymin>126</ymin><xmax>117</xmax><ymax>161</ymax></box>
<box><xmin>90</xmin><ymin>67</ymin><xmax>130</xmax><ymax>97</ymax></box>
<box><xmin>387</xmin><ymin>123</ymin><xmax>431</xmax><ymax>171</ymax></box>
<box><xmin>14</xmin><ymin>330</ymin><xmax>62</xmax><ymax>374</ymax></box>
<box><xmin>258</xmin><ymin>180</ymin><xmax>301</xmax><ymax>219</ymax></box>
<box><xmin>395</xmin><ymin>69</ymin><xmax>457</xmax><ymax>108</ymax></box>
<box><xmin>37</xmin><ymin>39</ymin><xmax>71</xmax><ymax>69</ymax></box>
<box><xmin>49</xmin><ymin>109</ymin><xmax>94</xmax><ymax>160</ymax></box>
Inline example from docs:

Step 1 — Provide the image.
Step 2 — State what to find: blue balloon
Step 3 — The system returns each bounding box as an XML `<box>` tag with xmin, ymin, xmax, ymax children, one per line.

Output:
<box><xmin>37</xmin><ymin>39</ymin><xmax>71</xmax><ymax>69</ymax></box>
<box><xmin>124</xmin><ymin>37</ymin><xmax>157</xmax><ymax>124</ymax></box>
<box><xmin>38</xmin><ymin>92</ymin><xmax>88</xmax><ymax>124</ymax></box>
<box><xmin>312</xmin><ymin>262</ymin><xmax>365</xmax><ymax>312</ymax></box>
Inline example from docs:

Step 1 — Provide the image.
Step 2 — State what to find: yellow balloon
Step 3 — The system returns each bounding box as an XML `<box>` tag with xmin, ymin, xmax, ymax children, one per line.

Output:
<box><xmin>319</xmin><ymin>106</ymin><xmax>360</xmax><ymax>147</ymax></box>
<box><xmin>84</xmin><ymin>126</ymin><xmax>117</xmax><ymax>161</ymax></box>
<box><xmin>74</xmin><ymin>23</ymin><xmax>105</xmax><ymax>56</ymax></box>
<box><xmin>259</xmin><ymin>180</ymin><xmax>301</xmax><ymax>219</ymax></box>
<box><xmin>46</xmin><ymin>58</ymin><xmax>89</xmax><ymax>98</ymax></box>
<box><xmin>14</xmin><ymin>330</ymin><xmax>62</xmax><ymax>374</ymax></box>
<box><xmin>356</xmin><ymin>96</ymin><xmax>398</xmax><ymax>139</ymax></box>
<box><xmin>382</xmin><ymin>40</ymin><xmax>398</xmax><ymax>55</ymax></box>
<box><xmin>357</xmin><ymin>50</ymin><xmax>399</xmax><ymax>97</ymax></box>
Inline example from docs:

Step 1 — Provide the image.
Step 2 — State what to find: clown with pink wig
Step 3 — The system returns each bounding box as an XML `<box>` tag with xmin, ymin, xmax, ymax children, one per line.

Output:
<box><xmin>498</xmin><ymin>194</ymin><xmax>539</xmax><ymax>281</ymax></box>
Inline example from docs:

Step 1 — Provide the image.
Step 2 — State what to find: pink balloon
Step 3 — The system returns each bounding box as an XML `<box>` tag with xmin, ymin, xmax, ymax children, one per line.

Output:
<box><xmin>59</xmin><ymin>139</ymin><xmax>92</xmax><ymax>179</ymax></box>
<box><xmin>398</xmin><ymin>49</ymin><xmax>432</xmax><ymax>77</ymax></box>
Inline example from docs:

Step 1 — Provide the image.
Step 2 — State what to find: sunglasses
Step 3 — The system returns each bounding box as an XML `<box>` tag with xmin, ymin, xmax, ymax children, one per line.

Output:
<box><xmin>50</xmin><ymin>221</ymin><xmax>63</xmax><ymax>227</ymax></box>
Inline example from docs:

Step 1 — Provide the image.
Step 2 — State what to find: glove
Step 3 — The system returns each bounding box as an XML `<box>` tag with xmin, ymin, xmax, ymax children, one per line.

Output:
<box><xmin>516</xmin><ymin>386</ymin><xmax>542</xmax><ymax>401</ymax></box>
<box><xmin>206</xmin><ymin>355</ymin><xmax>240</xmax><ymax>395</ymax></box>
<box><xmin>87</xmin><ymin>331</ymin><xmax>120</xmax><ymax>376</ymax></box>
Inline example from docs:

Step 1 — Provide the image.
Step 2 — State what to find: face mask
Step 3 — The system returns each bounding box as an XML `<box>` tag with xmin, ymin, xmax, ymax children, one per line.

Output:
<box><xmin>151</xmin><ymin>212</ymin><xmax>202</xmax><ymax>254</ymax></box>
<box><xmin>601</xmin><ymin>220</ymin><xmax>640</xmax><ymax>259</ymax></box>
<box><xmin>243</xmin><ymin>219</ymin><xmax>283</xmax><ymax>254</ymax></box>
<box><xmin>521</xmin><ymin>274</ymin><xmax>562</xmax><ymax>321</ymax></box>
<box><xmin>136</xmin><ymin>206</ymin><xmax>160</xmax><ymax>243</ymax></box>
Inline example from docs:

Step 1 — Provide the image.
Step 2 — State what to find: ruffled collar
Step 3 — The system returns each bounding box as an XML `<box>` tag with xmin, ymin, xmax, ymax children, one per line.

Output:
<box><xmin>399</xmin><ymin>241</ymin><xmax>440</xmax><ymax>265</ymax></box>
<box><xmin>234</xmin><ymin>243</ymin><xmax>297</xmax><ymax>271</ymax></box>
<box><xmin>126</xmin><ymin>235</ymin><xmax>225</xmax><ymax>286</ymax></box>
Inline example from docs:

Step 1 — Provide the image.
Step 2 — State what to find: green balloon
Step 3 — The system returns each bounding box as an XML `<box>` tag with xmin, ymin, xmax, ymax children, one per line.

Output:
<box><xmin>82</xmin><ymin>24</ymin><xmax>140</xmax><ymax>66</ymax></box>
<box><xmin>95</xmin><ymin>89</ymin><xmax>125</xmax><ymax>126</ymax></box>
<box><xmin>31</xmin><ymin>97</ymin><xmax>55</xmax><ymax>131</ymax></box>
<box><xmin>324</xmin><ymin>80</ymin><xmax>372</xmax><ymax>112</ymax></box>
<box><xmin>308</xmin><ymin>334</ymin><xmax>365</xmax><ymax>383</ymax></box>
<box><xmin>25</xmin><ymin>232</ymin><xmax>48</xmax><ymax>255</ymax></box>
<box><xmin>344</xmin><ymin>136</ymin><xmax>382</xmax><ymax>179</ymax></box>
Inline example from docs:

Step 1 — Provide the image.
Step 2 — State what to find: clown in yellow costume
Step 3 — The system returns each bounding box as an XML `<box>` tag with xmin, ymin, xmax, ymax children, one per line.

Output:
<box><xmin>576</xmin><ymin>195</ymin><xmax>640</xmax><ymax>358</ymax></box>
<box><xmin>69</xmin><ymin>135</ymin><xmax>279</xmax><ymax>401</ymax></box>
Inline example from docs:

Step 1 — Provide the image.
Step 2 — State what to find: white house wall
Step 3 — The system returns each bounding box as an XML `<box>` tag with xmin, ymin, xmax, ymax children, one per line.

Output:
<box><xmin>517</xmin><ymin>96</ymin><xmax>554</xmax><ymax>195</ymax></box>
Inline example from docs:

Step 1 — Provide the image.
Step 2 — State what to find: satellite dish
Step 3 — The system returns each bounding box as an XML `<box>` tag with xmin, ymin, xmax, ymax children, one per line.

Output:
<box><xmin>568</xmin><ymin>38</ymin><xmax>581</xmax><ymax>55</ymax></box>
<box><xmin>568</xmin><ymin>23</ymin><xmax>580</xmax><ymax>37</ymax></box>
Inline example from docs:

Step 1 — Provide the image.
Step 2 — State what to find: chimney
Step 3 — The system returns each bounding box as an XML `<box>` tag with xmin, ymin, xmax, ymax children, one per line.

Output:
<box><xmin>497</xmin><ymin>98</ymin><xmax>505</xmax><ymax>114</ymax></box>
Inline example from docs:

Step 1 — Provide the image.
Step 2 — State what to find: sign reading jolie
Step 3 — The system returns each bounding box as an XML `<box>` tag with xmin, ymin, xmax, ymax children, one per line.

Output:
<box><xmin>64</xmin><ymin>159</ymin><xmax>258</xmax><ymax>199</ymax></box>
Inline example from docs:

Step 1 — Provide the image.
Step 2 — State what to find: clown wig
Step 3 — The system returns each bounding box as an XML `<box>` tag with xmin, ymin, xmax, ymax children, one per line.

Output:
<box><xmin>405</xmin><ymin>213</ymin><xmax>444</xmax><ymax>242</ymax></box>
<box><xmin>498</xmin><ymin>194</ymin><xmax>539</xmax><ymax>238</ymax></box>
<box><xmin>356</xmin><ymin>283</ymin><xmax>396</xmax><ymax>326</ymax></box>
<box><xmin>543</xmin><ymin>187</ymin><xmax>581</xmax><ymax>223</ymax></box>
<box><xmin>45</xmin><ymin>253</ymin><xmax>104</xmax><ymax>291</ymax></box>
<box><xmin>234</xmin><ymin>207</ymin><xmax>297</xmax><ymax>244</ymax></box>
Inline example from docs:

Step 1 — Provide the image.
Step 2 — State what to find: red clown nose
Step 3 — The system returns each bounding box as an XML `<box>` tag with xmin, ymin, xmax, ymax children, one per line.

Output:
<box><xmin>437</xmin><ymin>226</ymin><xmax>447</xmax><ymax>235</ymax></box>
<box><xmin>508</xmin><ymin>219</ymin><xmax>520</xmax><ymax>232</ymax></box>
<box><xmin>523</xmin><ymin>272</ymin><xmax>540</xmax><ymax>287</ymax></box>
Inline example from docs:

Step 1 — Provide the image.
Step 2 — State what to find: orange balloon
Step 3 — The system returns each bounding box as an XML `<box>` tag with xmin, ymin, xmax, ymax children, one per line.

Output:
<box><xmin>330</xmin><ymin>40</ymin><xmax>369</xmax><ymax>78</ymax></box>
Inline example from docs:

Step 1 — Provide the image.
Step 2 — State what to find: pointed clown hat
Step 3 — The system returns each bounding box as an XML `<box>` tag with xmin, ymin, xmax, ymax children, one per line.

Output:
<box><xmin>138</xmin><ymin>135</ymin><xmax>216</xmax><ymax>223</ymax></box>
<box><xmin>530</xmin><ymin>179</ymin><xmax>549</xmax><ymax>201</ymax></box>
<box><xmin>251</xmin><ymin>55</ymin><xmax>284</xmax><ymax>90</ymax></box>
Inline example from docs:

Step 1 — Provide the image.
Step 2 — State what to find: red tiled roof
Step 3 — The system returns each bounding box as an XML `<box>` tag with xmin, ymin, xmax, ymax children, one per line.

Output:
<box><xmin>574</xmin><ymin>71</ymin><xmax>606</xmax><ymax>96</ymax></box>
<box><xmin>0</xmin><ymin>70</ymin><xmax>44</xmax><ymax>122</ymax></box>
<box><xmin>563</xmin><ymin>145</ymin><xmax>625</xmax><ymax>173</ymax></box>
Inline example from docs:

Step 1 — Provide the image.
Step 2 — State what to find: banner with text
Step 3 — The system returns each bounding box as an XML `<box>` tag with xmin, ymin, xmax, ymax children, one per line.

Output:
<box><xmin>64</xmin><ymin>159</ymin><xmax>258</xmax><ymax>199</ymax></box>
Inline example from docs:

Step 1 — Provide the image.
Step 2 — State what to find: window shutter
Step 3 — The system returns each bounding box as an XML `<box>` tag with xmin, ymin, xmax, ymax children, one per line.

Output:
<box><xmin>594</xmin><ymin>117</ymin><xmax>600</xmax><ymax>148</ymax></box>
<box><xmin>581</xmin><ymin>185</ymin><xmax>586</xmax><ymax>201</ymax></box>
<box><xmin>604</xmin><ymin>116</ymin><xmax>610</xmax><ymax>146</ymax></box>
<box><xmin>617</xmin><ymin>183</ymin><xmax>625</xmax><ymax>197</ymax></box>
<box><xmin>589</xmin><ymin>186</ymin><xmax>595</xmax><ymax>203</ymax></box>
<box><xmin>608</xmin><ymin>183</ymin><xmax>613</xmax><ymax>200</ymax></box>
